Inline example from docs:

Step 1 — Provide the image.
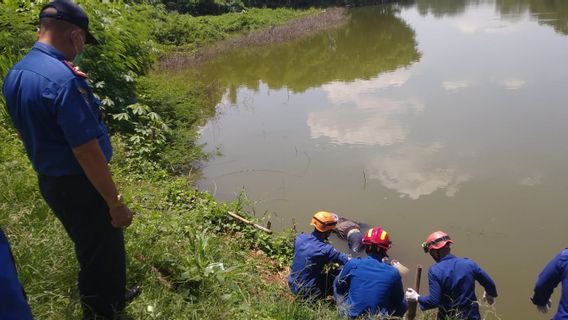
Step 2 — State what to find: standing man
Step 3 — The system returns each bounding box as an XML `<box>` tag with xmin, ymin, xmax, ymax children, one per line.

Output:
<box><xmin>531</xmin><ymin>248</ymin><xmax>568</xmax><ymax>319</ymax></box>
<box><xmin>405</xmin><ymin>231</ymin><xmax>498</xmax><ymax>320</ymax></box>
<box><xmin>334</xmin><ymin>226</ymin><xmax>407</xmax><ymax>319</ymax></box>
<box><xmin>288</xmin><ymin>211</ymin><xmax>349</xmax><ymax>299</ymax></box>
<box><xmin>3</xmin><ymin>1</ymin><xmax>133</xmax><ymax>319</ymax></box>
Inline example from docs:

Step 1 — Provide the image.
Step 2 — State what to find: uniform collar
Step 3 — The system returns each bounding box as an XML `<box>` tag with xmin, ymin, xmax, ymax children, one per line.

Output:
<box><xmin>311</xmin><ymin>231</ymin><xmax>327</xmax><ymax>241</ymax></box>
<box><xmin>368</xmin><ymin>254</ymin><xmax>384</xmax><ymax>262</ymax></box>
<box><xmin>33</xmin><ymin>41</ymin><xmax>66</xmax><ymax>61</ymax></box>
<box><xmin>438</xmin><ymin>253</ymin><xmax>456</xmax><ymax>262</ymax></box>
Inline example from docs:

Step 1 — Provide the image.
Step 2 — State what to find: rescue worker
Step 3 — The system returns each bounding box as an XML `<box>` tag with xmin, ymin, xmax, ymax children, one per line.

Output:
<box><xmin>531</xmin><ymin>248</ymin><xmax>568</xmax><ymax>319</ymax></box>
<box><xmin>405</xmin><ymin>231</ymin><xmax>498</xmax><ymax>320</ymax></box>
<box><xmin>3</xmin><ymin>1</ymin><xmax>135</xmax><ymax>318</ymax></box>
<box><xmin>288</xmin><ymin>211</ymin><xmax>349</xmax><ymax>299</ymax></box>
<box><xmin>334</xmin><ymin>226</ymin><xmax>407</xmax><ymax>318</ymax></box>
<box><xmin>334</xmin><ymin>216</ymin><xmax>364</xmax><ymax>253</ymax></box>
<box><xmin>0</xmin><ymin>228</ymin><xmax>33</xmax><ymax>319</ymax></box>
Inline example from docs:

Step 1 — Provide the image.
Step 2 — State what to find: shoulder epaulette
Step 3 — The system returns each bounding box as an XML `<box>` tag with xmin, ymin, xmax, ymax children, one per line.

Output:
<box><xmin>62</xmin><ymin>60</ymin><xmax>88</xmax><ymax>79</ymax></box>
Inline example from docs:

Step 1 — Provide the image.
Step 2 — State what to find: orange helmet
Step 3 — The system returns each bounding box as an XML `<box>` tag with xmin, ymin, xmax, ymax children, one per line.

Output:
<box><xmin>362</xmin><ymin>226</ymin><xmax>391</xmax><ymax>250</ymax></box>
<box><xmin>422</xmin><ymin>231</ymin><xmax>453</xmax><ymax>253</ymax></box>
<box><xmin>311</xmin><ymin>211</ymin><xmax>338</xmax><ymax>232</ymax></box>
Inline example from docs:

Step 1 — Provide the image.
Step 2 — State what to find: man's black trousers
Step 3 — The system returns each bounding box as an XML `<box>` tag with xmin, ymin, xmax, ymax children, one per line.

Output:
<box><xmin>39</xmin><ymin>174</ymin><xmax>126</xmax><ymax>320</ymax></box>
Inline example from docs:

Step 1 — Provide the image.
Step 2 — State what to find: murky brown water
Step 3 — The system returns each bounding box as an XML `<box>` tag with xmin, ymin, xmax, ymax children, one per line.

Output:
<box><xmin>182</xmin><ymin>1</ymin><xmax>568</xmax><ymax>318</ymax></box>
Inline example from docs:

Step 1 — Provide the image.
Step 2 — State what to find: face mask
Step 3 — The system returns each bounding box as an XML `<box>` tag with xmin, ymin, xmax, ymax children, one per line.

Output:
<box><xmin>73</xmin><ymin>52</ymin><xmax>84</xmax><ymax>65</ymax></box>
<box><xmin>71</xmin><ymin>30</ymin><xmax>85</xmax><ymax>65</ymax></box>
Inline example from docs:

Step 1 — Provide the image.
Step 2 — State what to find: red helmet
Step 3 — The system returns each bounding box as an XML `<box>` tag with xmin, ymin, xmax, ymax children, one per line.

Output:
<box><xmin>422</xmin><ymin>231</ymin><xmax>453</xmax><ymax>253</ymax></box>
<box><xmin>362</xmin><ymin>226</ymin><xmax>391</xmax><ymax>250</ymax></box>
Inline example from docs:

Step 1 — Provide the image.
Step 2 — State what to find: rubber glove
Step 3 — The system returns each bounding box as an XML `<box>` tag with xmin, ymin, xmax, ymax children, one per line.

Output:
<box><xmin>536</xmin><ymin>300</ymin><xmax>552</xmax><ymax>314</ymax></box>
<box><xmin>482</xmin><ymin>291</ymin><xmax>496</xmax><ymax>305</ymax></box>
<box><xmin>405</xmin><ymin>288</ymin><xmax>420</xmax><ymax>301</ymax></box>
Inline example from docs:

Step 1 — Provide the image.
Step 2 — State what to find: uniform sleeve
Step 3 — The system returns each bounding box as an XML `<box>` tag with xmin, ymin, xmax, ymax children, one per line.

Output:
<box><xmin>334</xmin><ymin>262</ymin><xmax>353</xmax><ymax>296</ymax></box>
<box><xmin>54</xmin><ymin>78</ymin><xmax>102</xmax><ymax>148</ymax></box>
<box><xmin>391</xmin><ymin>271</ymin><xmax>408</xmax><ymax>317</ymax></box>
<box><xmin>532</xmin><ymin>253</ymin><xmax>562</xmax><ymax>306</ymax></box>
<box><xmin>325</xmin><ymin>245</ymin><xmax>349</xmax><ymax>265</ymax></box>
<box><xmin>418</xmin><ymin>269</ymin><xmax>442</xmax><ymax>311</ymax></box>
<box><xmin>473</xmin><ymin>262</ymin><xmax>497</xmax><ymax>297</ymax></box>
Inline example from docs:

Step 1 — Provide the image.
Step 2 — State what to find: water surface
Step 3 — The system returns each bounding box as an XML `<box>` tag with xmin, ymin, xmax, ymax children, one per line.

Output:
<box><xmin>184</xmin><ymin>1</ymin><xmax>568</xmax><ymax>318</ymax></box>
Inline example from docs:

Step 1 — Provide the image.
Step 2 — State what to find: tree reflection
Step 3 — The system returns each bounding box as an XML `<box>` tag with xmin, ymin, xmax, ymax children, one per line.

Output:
<box><xmin>399</xmin><ymin>0</ymin><xmax>568</xmax><ymax>36</ymax></box>
<box><xmin>192</xmin><ymin>5</ymin><xmax>420</xmax><ymax>101</ymax></box>
<box><xmin>496</xmin><ymin>0</ymin><xmax>568</xmax><ymax>35</ymax></box>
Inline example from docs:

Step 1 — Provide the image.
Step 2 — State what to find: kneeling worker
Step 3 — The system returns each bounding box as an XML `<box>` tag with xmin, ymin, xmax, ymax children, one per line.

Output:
<box><xmin>288</xmin><ymin>211</ymin><xmax>349</xmax><ymax>299</ymax></box>
<box><xmin>334</xmin><ymin>226</ymin><xmax>407</xmax><ymax>318</ymax></box>
<box><xmin>406</xmin><ymin>231</ymin><xmax>498</xmax><ymax>320</ymax></box>
<box><xmin>531</xmin><ymin>248</ymin><xmax>568</xmax><ymax>319</ymax></box>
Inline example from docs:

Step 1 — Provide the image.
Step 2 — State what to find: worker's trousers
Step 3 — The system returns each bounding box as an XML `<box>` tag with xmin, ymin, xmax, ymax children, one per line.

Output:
<box><xmin>39</xmin><ymin>174</ymin><xmax>126</xmax><ymax>320</ymax></box>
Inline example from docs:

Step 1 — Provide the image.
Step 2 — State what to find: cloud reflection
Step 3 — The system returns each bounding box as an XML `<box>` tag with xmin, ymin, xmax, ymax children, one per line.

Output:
<box><xmin>455</xmin><ymin>7</ymin><xmax>520</xmax><ymax>34</ymax></box>
<box><xmin>308</xmin><ymin>69</ymin><xmax>423</xmax><ymax>146</ymax></box>
<box><xmin>366</xmin><ymin>143</ymin><xmax>472</xmax><ymax>200</ymax></box>
<box><xmin>442</xmin><ymin>80</ymin><xmax>471</xmax><ymax>92</ymax></box>
<box><xmin>500</xmin><ymin>78</ymin><xmax>526</xmax><ymax>90</ymax></box>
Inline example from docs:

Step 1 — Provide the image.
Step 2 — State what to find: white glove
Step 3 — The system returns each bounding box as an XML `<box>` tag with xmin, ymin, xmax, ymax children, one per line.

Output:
<box><xmin>536</xmin><ymin>300</ymin><xmax>552</xmax><ymax>314</ymax></box>
<box><xmin>482</xmin><ymin>291</ymin><xmax>496</xmax><ymax>305</ymax></box>
<box><xmin>405</xmin><ymin>288</ymin><xmax>420</xmax><ymax>301</ymax></box>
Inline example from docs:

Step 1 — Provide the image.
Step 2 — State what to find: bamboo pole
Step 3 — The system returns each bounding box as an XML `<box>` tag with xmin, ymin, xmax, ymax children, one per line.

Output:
<box><xmin>407</xmin><ymin>265</ymin><xmax>423</xmax><ymax>320</ymax></box>
<box><xmin>227</xmin><ymin>211</ymin><xmax>273</xmax><ymax>234</ymax></box>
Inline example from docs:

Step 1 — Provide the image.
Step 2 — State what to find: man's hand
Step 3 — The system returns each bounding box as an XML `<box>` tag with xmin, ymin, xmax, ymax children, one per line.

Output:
<box><xmin>482</xmin><ymin>291</ymin><xmax>496</xmax><ymax>305</ymax></box>
<box><xmin>536</xmin><ymin>300</ymin><xmax>552</xmax><ymax>314</ymax></box>
<box><xmin>405</xmin><ymin>288</ymin><xmax>420</xmax><ymax>301</ymax></box>
<box><xmin>110</xmin><ymin>205</ymin><xmax>133</xmax><ymax>228</ymax></box>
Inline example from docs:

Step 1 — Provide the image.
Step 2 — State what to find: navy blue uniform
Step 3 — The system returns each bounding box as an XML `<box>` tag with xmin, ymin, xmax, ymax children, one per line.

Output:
<box><xmin>418</xmin><ymin>254</ymin><xmax>497</xmax><ymax>320</ymax></box>
<box><xmin>288</xmin><ymin>232</ymin><xmax>349</xmax><ymax>298</ymax></box>
<box><xmin>0</xmin><ymin>229</ymin><xmax>33</xmax><ymax>320</ymax></box>
<box><xmin>3</xmin><ymin>42</ymin><xmax>125</xmax><ymax>319</ymax></box>
<box><xmin>334</xmin><ymin>256</ymin><xmax>407</xmax><ymax>318</ymax></box>
<box><xmin>532</xmin><ymin>248</ymin><xmax>568</xmax><ymax>320</ymax></box>
<box><xmin>3</xmin><ymin>42</ymin><xmax>111</xmax><ymax>176</ymax></box>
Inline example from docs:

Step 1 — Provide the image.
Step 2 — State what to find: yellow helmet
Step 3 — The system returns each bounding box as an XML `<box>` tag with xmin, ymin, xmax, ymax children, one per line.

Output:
<box><xmin>311</xmin><ymin>211</ymin><xmax>338</xmax><ymax>232</ymax></box>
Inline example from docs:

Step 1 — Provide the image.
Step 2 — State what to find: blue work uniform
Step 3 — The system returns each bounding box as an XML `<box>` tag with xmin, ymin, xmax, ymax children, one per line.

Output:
<box><xmin>532</xmin><ymin>248</ymin><xmax>568</xmax><ymax>320</ymax></box>
<box><xmin>0</xmin><ymin>229</ymin><xmax>33</xmax><ymax>320</ymax></box>
<box><xmin>288</xmin><ymin>231</ymin><xmax>349</xmax><ymax>299</ymax></box>
<box><xmin>334</xmin><ymin>255</ymin><xmax>407</xmax><ymax>318</ymax></box>
<box><xmin>3</xmin><ymin>42</ymin><xmax>125</xmax><ymax>319</ymax></box>
<box><xmin>418</xmin><ymin>254</ymin><xmax>497</xmax><ymax>320</ymax></box>
<box><xmin>3</xmin><ymin>42</ymin><xmax>112</xmax><ymax>176</ymax></box>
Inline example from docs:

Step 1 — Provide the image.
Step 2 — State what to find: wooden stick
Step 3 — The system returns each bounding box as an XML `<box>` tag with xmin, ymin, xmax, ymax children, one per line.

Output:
<box><xmin>407</xmin><ymin>265</ymin><xmax>423</xmax><ymax>320</ymax></box>
<box><xmin>415</xmin><ymin>264</ymin><xmax>422</xmax><ymax>293</ymax></box>
<box><xmin>227</xmin><ymin>211</ymin><xmax>273</xmax><ymax>234</ymax></box>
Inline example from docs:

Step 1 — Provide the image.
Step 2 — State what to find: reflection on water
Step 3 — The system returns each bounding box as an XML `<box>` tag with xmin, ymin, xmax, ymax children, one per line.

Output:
<box><xmin>196</xmin><ymin>6</ymin><xmax>420</xmax><ymax>95</ymax></box>
<box><xmin>177</xmin><ymin>1</ymin><xmax>568</xmax><ymax>318</ymax></box>
<box><xmin>366</xmin><ymin>143</ymin><xmax>472</xmax><ymax>199</ymax></box>
<box><xmin>402</xmin><ymin>0</ymin><xmax>568</xmax><ymax>35</ymax></box>
<box><xmin>309</xmin><ymin>69</ymin><xmax>424</xmax><ymax>146</ymax></box>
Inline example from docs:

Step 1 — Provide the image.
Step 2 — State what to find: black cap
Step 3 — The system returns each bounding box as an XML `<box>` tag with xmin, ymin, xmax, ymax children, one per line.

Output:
<box><xmin>39</xmin><ymin>0</ymin><xmax>98</xmax><ymax>45</ymax></box>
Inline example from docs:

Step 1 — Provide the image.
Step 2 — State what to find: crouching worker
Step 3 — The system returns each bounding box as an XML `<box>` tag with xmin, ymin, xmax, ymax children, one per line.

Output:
<box><xmin>406</xmin><ymin>231</ymin><xmax>498</xmax><ymax>320</ymax></box>
<box><xmin>531</xmin><ymin>248</ymin><xmax>568</xmax><ymax>319</ymax></box>
<box><xmin>288</xmin><ymin>211</ymin><xmax>349</xmax><ymax>299</ymax></box>
<box><xmin>334</xmin><ymin>226</ymin><xmax>407</xmax><ymax>319</ymax></box>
